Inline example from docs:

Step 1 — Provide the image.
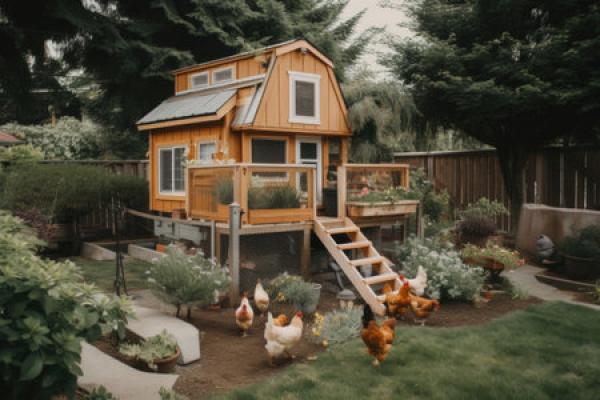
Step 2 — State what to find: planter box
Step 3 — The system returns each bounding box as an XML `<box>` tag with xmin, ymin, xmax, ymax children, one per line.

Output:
<box><xmin>346</xmin><ymin>200</ymin><xmax>418</xmax><ymax>218</ymax></box>
<box><xmin>247</xmin><ymin>207</ymin><xmax>313</xmax><ymax>224</ymax></box>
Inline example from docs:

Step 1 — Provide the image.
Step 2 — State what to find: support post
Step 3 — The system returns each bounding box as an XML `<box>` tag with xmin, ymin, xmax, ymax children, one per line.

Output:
<box><xmin>301</xmin><ymin>226</ymin><xmax>311</xmax><ymax>279</ymax></box>
<box><xmin>416</xmin><ymin>202</ymin><xmax>424</xmax><ymax>239</ymax></box>
<box><xmin>337</xmin><ymin>165</ymin><xmax>347</xmax><ymax>219</ymax></box>
<box><xmin>228</xmin><ymin>203</ymin><xmax>241</xmax><ymax>305</ymax></box>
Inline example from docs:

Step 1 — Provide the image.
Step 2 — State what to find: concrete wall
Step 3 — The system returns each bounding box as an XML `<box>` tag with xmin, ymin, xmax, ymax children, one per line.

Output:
<box><xmin>516</xmin><ymin>204</ymin><xmax>600</xmax><ymax>255</ymax></box>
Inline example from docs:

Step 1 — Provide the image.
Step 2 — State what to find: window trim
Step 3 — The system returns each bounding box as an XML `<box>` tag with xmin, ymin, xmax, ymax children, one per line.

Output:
<box><xmin>189</xmin><ymin>71</ymin><xmax>209</xmax><ymax>89</ymax></box>
<box><xmin>296</xmin><ymin>136</ymin><xmax>322</xmax><ymax>203</ymax></box>
<box><xmin>196</xmin><ymin>140</ymin><xmax>217</xmax><ymax>163</ymax></box>
<box><xmin>288</xmin><ymin>71</ymin><xmax>321</xmax><ymax>124</ymax></box>
<box><xmin>158</xmin><ymin>145</ymin><xmax>187</xmax><ymax>196</ymax></box>
<box><xmin>212</xmin><ymin>66</ymin><xmax>235</xmax><ymax>84</ymax></box>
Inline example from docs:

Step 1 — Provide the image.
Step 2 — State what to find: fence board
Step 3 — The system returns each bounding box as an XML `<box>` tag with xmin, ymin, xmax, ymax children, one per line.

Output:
<box><xmin>394</xmin><ymin>146</ymin><xmax>600</xmax><ymax>232</ymax></box>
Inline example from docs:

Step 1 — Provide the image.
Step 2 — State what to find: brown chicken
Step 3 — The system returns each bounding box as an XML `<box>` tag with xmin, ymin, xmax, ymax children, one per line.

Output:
<box><xmin>272</xmin><ymin>314</ymin><xmax>289</xmax><ymax>327</ymax></box>
<box><xmin>409</xmin><ymin>295</ymin><xmax>440</xmax><ymax>325</ymax></box>
<box><xmin>383</xmin><ymin>279</ymin><xmax>412</xmax><ymax>320</ymax></box>
<box><xmin>360</xmin><ymin>304</ymin><xmax>396</xmax><ymax>366</ymax></box>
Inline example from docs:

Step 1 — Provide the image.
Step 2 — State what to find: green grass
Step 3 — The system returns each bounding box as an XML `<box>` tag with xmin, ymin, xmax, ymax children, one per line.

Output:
<box><xmin>213</xmin><ymin>302</ymin><xmax>600</xmax><ymax>400</ymax></box>
<box><xmin>68</xmin><ymin>256</ymin><xmax>151</xmax><ymax>292</ymax></box>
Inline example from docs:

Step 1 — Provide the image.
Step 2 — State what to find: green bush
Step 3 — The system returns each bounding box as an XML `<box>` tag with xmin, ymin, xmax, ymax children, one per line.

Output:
<box><xmin>409</xmin><ymin>168</ymin><xmax>450</xmax><ymax>223</ymax></box>
<box><xmin>120</xmin><ymin>330</ymin><xmax>178</xmax><ymax>370</ymax></box>
<box><xmin>0</xmin><ymin>144</ymin><xmax>43</xmax><ymax>163</ymax></box>
<box><xmin>216</xmin><ymin>178</ymin><xmax>234</xmax><ymax>205</ymax></box>
<box><xmin>459</xmin><ymin>198</ymin><xmax>509</xmax><ymax>220</ymax></box>
<box><xmin>1</xmin><ymin>163</ymin><xmax>148</xmax><ymax>222</ymax></box>
<box><xmin>266</xmin><ymin>272</ymin><xmax>304</xmax><ymax>299</ymax></box>
<box><xmin>394</xmin><ymin>237</ymin><xmax>485</xmax><ymax>301</ymax></box>
<box><xmin>249</xmin><ymin>185</ymin><xmax>301</xmax><ymax>209</ymax></box>
<box><xmin>559</xmin><ymin>225</ymin><xmax>600</xmax><ymax>260</ymax></box>
<box><xmin>0</xmin><ymin>212</ymin><xmax>132</xmax><ymax>399</ymax></box>
<box><xmin>280</xmin><ymin>280</ymin><xmax>320</xmax><ymax>313</ymax></box>
<box><xmin>310</xmin><ymin>301</ymin><xmax>362</xmax><ymax>347</ymax></box>
<box><xmin>146</xmin><ymin>246</ymin><xmax>230</xmax><ymax>318</ymax></box>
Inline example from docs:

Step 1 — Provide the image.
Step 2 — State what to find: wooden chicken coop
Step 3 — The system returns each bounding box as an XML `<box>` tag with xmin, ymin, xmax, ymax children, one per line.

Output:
<box><xmin>136</xmin><ymin>39</ymin><xmax>420</xmax><ymax>314</ymax></box>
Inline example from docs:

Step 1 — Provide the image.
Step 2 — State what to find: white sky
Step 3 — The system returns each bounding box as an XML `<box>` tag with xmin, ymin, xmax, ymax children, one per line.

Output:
<box><xmin>341</xmin><ymin>0</ymin><xmax>414</xmax><ymax>76</ymax></box>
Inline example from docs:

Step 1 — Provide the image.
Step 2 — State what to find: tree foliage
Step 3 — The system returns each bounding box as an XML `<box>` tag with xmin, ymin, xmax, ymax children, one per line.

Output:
<box><xmin>385</xmin><ymin>0</ymin><xmax>600</xmax><ymax>224</ymax></box>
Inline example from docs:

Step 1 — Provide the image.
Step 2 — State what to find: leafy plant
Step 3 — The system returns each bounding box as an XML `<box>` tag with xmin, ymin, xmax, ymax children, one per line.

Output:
<box><xmin>86</xmin><ymin>385</ymin><xmax>119</xmax><ymax>400</ymax></box>
<box><xmin>120</xmin><ymin>330</ymin><xmax>178</xmax><ymax>371</ymax></box>
<box><xmin>459</xmin><ymin>198</ymin><xmax>509</xmax><ymax>220</ymax></box>
<box><xmin>146</xmin><ymin>246</ymin><xmax>230</xmax><ymax>318</ymax></box>
<box><xmin>559</xmin><ymin>225</ymin><xmax>600</xmax><ymax>260</ymax></box>
<box><xmin>216</xmin><ymin>178</ymin><xmax>234</xmax><ymax>205</ymax></box>
<box><xmin>456</xmin><ymin>216</ymin><xmax>497</xmax><ymax>243</ymax></box>
<box><xmin>348</xmin><ymin>186</ymin><xmax>413</xmax><ymax>203</ymax></box>
<box><xmin>248</xmin><ymin>185</ymin><xmax>301</xmax><ymax>209</ymax></box>
<box><xmin>394</xmin><ymin>237</ymin><xmax>485</xmax><ymax>301</ymax></box>
<box><xmin>0</xmin><ymin>211</ymin><xmax>132</xmax><ymax>399</ymax></box>
<box><xmin>462</xmin><ymin>243</ymin><xmax>525</xmax><ymax>270</ymax></box>
<box><xmin>159</xmin><ymin>387</ymin><xmax>189</xmax><ymax>400</ymax></box>
<box><xmin>280</xmin><ymin>280</ymin><xmax>320</xmax><ymax>313</ymax></box>
<box><xmin>0</xmin><ymin>144</ymin><xmax>43</xmax><ymax>163</ymax></box>
<box><xmin>266</xmin><ymin>272</ymin><xmax>304</xmax><ymax>300</ymax></box>
<box><xmin>409</xmin><ymin>168</ymin><xmax>450</xmax><ymax>223</ymax></box>
<box><xmin>310</xmin><ymin>301</ymin><xmax>362</xmax><ymax>347</ymax></box>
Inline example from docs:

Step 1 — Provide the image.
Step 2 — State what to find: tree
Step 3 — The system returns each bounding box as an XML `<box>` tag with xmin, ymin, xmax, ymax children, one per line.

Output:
<box><xmin>385</xmin><ymin>0</ymin><xmax>600</xmax><ymax>226</ymax></box>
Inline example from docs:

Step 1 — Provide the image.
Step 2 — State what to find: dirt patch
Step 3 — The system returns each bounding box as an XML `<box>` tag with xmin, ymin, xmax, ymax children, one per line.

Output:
<box><xmin>90</xmin><ymin>288</ymin><xmax>542</xmax><ymax>399</ymax></box>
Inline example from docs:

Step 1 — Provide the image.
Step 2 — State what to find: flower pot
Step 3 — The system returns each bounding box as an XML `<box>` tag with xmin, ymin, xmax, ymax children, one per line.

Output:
<box><xmin>295</xmin><ymin>283</ymin><xmax>322</xmax><ymax>314</ymax></box>
<box><xmin>153</xmin><ymin>347</ymin><xmax>181</xmax><ymax>373</ymax></box>
<box><xmin>563</xmin><ymin>254</ymin><xmax>599</xmax><ymax>280</ymax></box>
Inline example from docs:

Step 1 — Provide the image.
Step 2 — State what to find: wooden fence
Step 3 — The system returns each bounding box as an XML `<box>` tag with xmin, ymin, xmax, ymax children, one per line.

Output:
<box><xmin>38</xmin><ymin>160</ymin><xmax>149</xmax><ymax>233</ymax></box>
<box><xmin>394</xmin><ymin>146</ymin><xmax>600</xmax><ymax>232</ymax></box>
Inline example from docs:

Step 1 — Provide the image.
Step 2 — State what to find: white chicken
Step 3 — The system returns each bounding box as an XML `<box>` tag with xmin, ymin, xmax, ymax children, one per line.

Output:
<box><xmin>235</xmin><ymin>292</ymin><xmax>254</xmax><ymax>337</ymax></box>
<box><xmin>264</xmin><ymin>311</ymin><xmax>304</xmax><ymax>366</ymax></box>
<box><xmin>400</xmin><ymin>265</ymin><xmax>428</xmax><ymax>296</ymax></box>
<box><xmin>254</xmin><ymin>279</ymin><xmax>270</xmax><ymax>316</ymax></box>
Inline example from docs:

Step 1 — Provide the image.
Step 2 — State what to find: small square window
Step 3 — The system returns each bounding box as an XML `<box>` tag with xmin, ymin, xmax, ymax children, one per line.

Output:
<box><xmin>198</xmin><ymin>141</ymin><xmax>216</xmax><ymax>162</ymax></box>
<box><xmin>213</xmin><ymin>67</ymin><xmax>234</xmax><ymax>84</ymax></box>
<box><xmin>289</xmin><ymin>72</ymin><xmax>320</xmax><ymax>124</ymax></box>
<box><xmin>190</xmin><ymin>72</ymin><xmax>208</xmax><ymax>89</ymax></box>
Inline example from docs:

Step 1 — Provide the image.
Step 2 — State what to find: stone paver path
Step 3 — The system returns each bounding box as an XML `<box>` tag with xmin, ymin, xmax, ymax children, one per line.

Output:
<box><xmin>504</xmin><ymin>265</ymin><xmax>600</xmax><ymax>311</ymax></box>
<box><xmin>79</xmin><ymin>342</ymin><xmax>178</xmax><ymax>400</ymax></box>
<box><xmin>128</xmin><ymin>304</ymin><xmax>201</xmax><ymax>364</ymax></box>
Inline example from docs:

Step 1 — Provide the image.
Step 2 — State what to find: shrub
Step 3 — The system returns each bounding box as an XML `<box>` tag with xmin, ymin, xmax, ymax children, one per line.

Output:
<box><xmin>249</xmin><ymin>185</ymin><xmax>301</xmax><ymax>209</ymax></box>
<box><xmin>310</xmin><ymin>301</ymin><xmax>362</xmax><ymax>347</ymax></box>
<box><xmin>0</xmin><ymin>211</ymin><xmax>132</xmax><ymax>399</ymax></box>
<box><xmin>266</xmin><ymin>272</ymin><xmax>304</xmax><ymax>300</ymax></box>
<box><xmin>394</xmin><ymin>237</ymin><xmax>485</xmax><ymax>301</ymax></box>
<box><xmin>146</xmin><ymin>246</ymin><xmax>230</xmax><ymax>318</ymax></box>
<box><xmin>456</xmin><ymin>216</ymin><xmax>497</xmax><ymax>242</ymax></box>
<box><xmin>86</xmin><ymin>386</ymin><xmax>119</xmax><ymax>400</ymax></box>
<box><xmin>462</xmin><ymin>243</ymin><xmax>525</xmax><ymax>270</ymax></box>
<box><xmin>459</xmin><ymin>198</ymin><xmax>509</xmax><ymax>220</ymax></box>
<box><xmin>120</xmin><ymin>330</ymin><xmax>178</xmax><ymax>370</ymax></box>
<box><xmin>559</xmin><ymin>225</ymin><xmax>600</xmax><ymax>260</ymax></box>
<box><xmin>1</xmin><ymin>163</ymin><xmax>148</xmax><ymax>222</ymax></box>
<box><xmin>280</xmin><ymin>280</ymin><xmax>320</xmax><ymax>313</ymax></box>
<box><xmin>216</xmin><ymin>178</ymin><xmax>234</xmax><ymax>205</ymax></box>
<box><xmin>409</xmin><ymin>168</ymin><xmax>450</xmax><ymax>223</ymax></box>
<box><xmin>0</xmin><ymin>144</ymin><xmax>43</xmax><ymax>163</ymax></box>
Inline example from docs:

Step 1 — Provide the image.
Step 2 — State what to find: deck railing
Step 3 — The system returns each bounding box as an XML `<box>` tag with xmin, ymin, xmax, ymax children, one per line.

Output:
<box><xmin>187</xmin><ymin>163</ymin><xmax>317</xmax><ymax>225</ymax></box>
<box><xmin>336</xmin><ymin>163</ymin><xmax>412</xmax><ymax>219</ymax></box>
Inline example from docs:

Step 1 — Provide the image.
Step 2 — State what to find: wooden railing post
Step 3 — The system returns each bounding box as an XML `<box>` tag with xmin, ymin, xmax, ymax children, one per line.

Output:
<box><xmin>337</xmin><ymin>165</ymin><xmax>347</xmax><ymax>219</ymax></box>
<box><xmin>228</xmin><ymin>203</ymin><xmax>241</xmax><ymax>305</ymax></box>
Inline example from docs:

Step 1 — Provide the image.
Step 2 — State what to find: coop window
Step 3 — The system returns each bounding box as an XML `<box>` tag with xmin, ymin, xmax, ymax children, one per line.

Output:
<box><xmin>251</xmin><ymin>138</ymin><xmax>287</xmax><ymax>164</ymax></box>
<box><xmin>289</xmin><ymin>71</ymin><xmax>320</xmax><ymax>124</ymax></box>
<box><xmin>190</xmin><ymin>72</ymin><xmax>209</xmax><ymax>89</ymax></box>
<box><xmin>198</xmin><ymin>141</ymin><xmax>217</xmax><ymax>162</ymax></box>
<box><xmin>212</xmin><ymin>66</ymin><xmax>235</xmax><ymax>84</ymax></box>
<box><xmin>159</xmin><ymin>146</ymin><xmax>186</xmax><ymax>195</ymax></box>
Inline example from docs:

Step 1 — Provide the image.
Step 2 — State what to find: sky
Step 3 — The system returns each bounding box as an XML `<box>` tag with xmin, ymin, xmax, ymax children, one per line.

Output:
<box><xmin>341</xmin><ymin>0</ymin><xmax>415</xmax><ymax>76</ymax></box>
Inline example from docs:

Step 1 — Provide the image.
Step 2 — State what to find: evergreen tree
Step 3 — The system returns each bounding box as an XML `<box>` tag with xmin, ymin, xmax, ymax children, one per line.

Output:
<box><xmin>385</xmin><ymin>0</ymin><xmax>600</xmax><ymax>226</ymax></box>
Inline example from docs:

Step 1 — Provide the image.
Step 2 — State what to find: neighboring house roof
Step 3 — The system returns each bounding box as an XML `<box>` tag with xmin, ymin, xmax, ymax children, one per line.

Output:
<box><xmin>137</xmin><ymin>89</ymin><xmax>237</xmax><ymax>129</ymax></box>
<box><xmin>0</xmin><ymin>132</ymin><xmax>24</xmax><ymax>146</ymax></box>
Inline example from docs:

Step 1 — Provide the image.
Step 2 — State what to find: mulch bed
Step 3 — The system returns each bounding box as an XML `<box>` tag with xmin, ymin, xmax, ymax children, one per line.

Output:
<box><xmin>90</xmin><ymin>288</ymin><xmax>542</xmax><ymax>399</ymax></box>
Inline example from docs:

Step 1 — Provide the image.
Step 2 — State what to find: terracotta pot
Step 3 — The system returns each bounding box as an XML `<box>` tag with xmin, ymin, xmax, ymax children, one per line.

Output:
<box><xmin>141</xmin><ymin>347</ymin><xmax>180</xmax><ymax>373</ymax></box>
<box><xmin>563</xmin><ymin>254</ymin><xmax>599</xmax><ymax>280</ymax></box>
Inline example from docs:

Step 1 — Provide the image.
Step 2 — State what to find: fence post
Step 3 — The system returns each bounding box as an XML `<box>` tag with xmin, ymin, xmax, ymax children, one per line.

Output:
<box><xmin>228</xmin><ymin>203</ymin><xmax>241</xmax><ymax>305</ymax></box>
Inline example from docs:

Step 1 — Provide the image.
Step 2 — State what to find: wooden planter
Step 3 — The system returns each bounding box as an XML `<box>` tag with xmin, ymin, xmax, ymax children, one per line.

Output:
<box><xmin>346</xmin><ymin>200</ymin><xmax>418</xmax><ymax>218</ymax></box>
<box><xmin>247</xmin><ymin>207</ymin><xmax>312</xmax><ymax>224</ymax></box>
<box><xmin>563</xmin><ymin>254</ymin><xmax>599</xmax><ymax>280</ymax></box>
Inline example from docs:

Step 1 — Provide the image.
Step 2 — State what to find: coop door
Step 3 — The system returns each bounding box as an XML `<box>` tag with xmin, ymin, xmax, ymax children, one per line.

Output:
<box><xmin>296</xmin><ymin>137</ymin><xmax>322</xmax><ymax>203</ymax></box>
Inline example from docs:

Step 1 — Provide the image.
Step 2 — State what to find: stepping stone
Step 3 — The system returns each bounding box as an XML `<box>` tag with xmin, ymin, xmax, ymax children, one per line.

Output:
<box><xmin>79</xmin><ymin>342</ymin><xmax>178</xmax><ymax>400</ymax></box>
<box><xmin>128</xmin><ymin>305</ymin><xmax>201</xmax><ymax>364</ymax></box>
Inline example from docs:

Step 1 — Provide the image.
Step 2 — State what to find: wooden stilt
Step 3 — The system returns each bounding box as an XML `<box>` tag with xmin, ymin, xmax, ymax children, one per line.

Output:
<box><xmin>301</xmin><ymin>226</ymin><xmax>311</xmax><ymax>279</ymax></box>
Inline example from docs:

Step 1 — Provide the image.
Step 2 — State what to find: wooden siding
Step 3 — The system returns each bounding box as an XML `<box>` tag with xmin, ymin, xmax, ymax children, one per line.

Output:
<box><xmin>252</xmin><ymin>52</ymin><xmax>349</xmax><ymax>135</ymax></box>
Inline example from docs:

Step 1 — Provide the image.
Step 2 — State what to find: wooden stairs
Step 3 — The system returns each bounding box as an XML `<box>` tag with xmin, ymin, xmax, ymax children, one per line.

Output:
<box><xmin>313</xmin><ymin>217</ymin><xmax>402</xmax><ymax>316</ymax></box>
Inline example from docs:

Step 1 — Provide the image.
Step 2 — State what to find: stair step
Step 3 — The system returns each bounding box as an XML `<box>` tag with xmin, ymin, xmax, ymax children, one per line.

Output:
<box><xmin>363</xmin><ymin>273</ymin><xmax>399</xmax><ymax>286</ymax></box>
<box><xmin>350</xmin><ymin>256</ymin><xmax>386</xmax><ymax>267</ymax></box>
<box><xmin>327</xmin><ymin>226</ymin><xmax>359</xmax><ymax>235</ymax></box>
<box><xmin>337</xmin><ymin>241</ymin><xmax>371</xmax><ymax>250</ymax></box>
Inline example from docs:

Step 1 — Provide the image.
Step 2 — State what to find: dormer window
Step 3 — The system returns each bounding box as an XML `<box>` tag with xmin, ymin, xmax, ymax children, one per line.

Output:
<box><xmin>190</xmin><ymin>72</ymin><xmax>208</xmax><ymax>89</ymax></box>
<box><xmin>213</xmin><ymin>66</ymin><xmax>234</xmax><ymax>84</ymax></box>
<box><xmin>289</xmin><ymin>71</ymin><xmax>320</xmax><ymax>124</ymax></box>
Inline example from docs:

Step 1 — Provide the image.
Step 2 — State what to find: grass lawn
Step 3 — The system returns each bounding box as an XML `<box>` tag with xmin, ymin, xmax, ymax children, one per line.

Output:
<box><xmin>213</xmin><ymin>302</ymin><xmax>600</xmax><ymax>400</ymax></box>
<box><xmin>68</xmin><ymin>256</ymin><xmax>151</xmax><ymax>292</ymax></box>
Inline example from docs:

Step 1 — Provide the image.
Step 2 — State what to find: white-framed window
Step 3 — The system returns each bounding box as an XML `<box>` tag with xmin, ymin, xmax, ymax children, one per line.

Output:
<box><xmin>158</xmin><ymin>146</ymin><xmax>187</xmax><ymax>195</ymax></box>
<box><xmin>197</xmin><ymin>140</ymin><xmax>217</xmax><ymax>162</ymax></box>
<box><xmin>289</xmin><ymin>71</ymin><xmax>320</xmax><ymax>124</ymax></box>
<box><xmin>189</xmin><ymin>72</ymin><xmax>209</xmax><ymax>89</ymax></box>
<box><xmin>212</xmin><ymin>66</ymin><xmax>235</xmax><ymax>84</ymax></box>
<box><xmin>296</xmin><ymin>137</ymin><xmax>322</xmax><ymax>203</ymax></box>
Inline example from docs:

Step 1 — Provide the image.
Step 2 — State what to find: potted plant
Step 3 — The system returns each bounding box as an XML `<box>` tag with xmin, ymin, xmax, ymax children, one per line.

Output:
<box><xmin>462</xmin><ymin>243</ymin><xmax>525</xmax><ymax>281</ymax></box>
<box><xmin>559</xmin><ymin>225</ymin><xmax>600</xmax><ymax>280</ymax></box>
<box><xmin>120</xmin><ymin>330</ymin><xmax>180</xmax><ymax>373</ymax></box>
